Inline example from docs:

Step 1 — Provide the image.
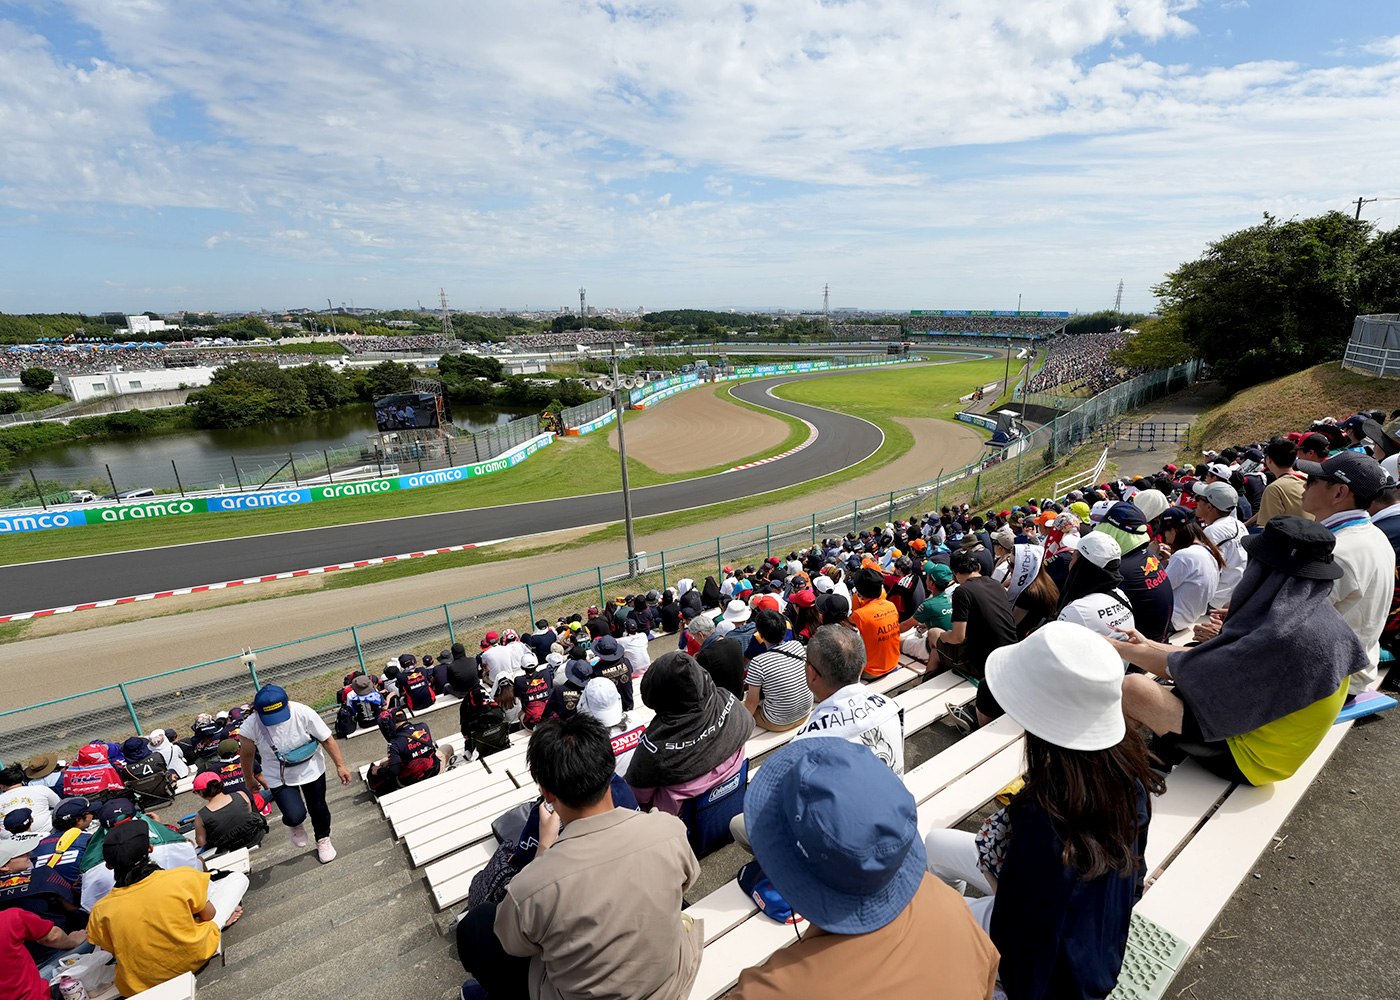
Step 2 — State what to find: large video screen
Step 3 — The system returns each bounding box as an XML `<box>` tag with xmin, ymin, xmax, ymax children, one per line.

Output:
<box><xmin>373</xmin><ymin>392</ymin><xmax>440</xmax><ymax>431</ymax></box>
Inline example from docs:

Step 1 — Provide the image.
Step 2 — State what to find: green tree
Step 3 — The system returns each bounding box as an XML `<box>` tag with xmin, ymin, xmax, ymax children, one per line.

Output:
<box><xmin>293</xmin><ymin>362</ymin><xmax>356</xmax><ymax>409</ymax></box>
<box><xmin>1359</xmin><ymin>226</ymin><xmax>1400</xmax><ymax>314</ymax></box>
<box><xmin>193</xmin><ymin>361</ymin><xmax>310</xmax><ymax>424</ymax></box>
<box><xmin>1155</xmin><ymin>211</ymin><xmax>1375</xmax><ymax>388</ymax></box>
<box><xmin>356</xmin><ymin>360</ymin><xmax>417</xmax><ymax>398</ymax></box>
<box><xmin>0</xmin><ymin>394</ymin><xmax>20</xmax><ymax>414</ymax></box>
<box><xmin>187</xmin><ymin>378</ymin><xmax>283</xmax><ymax>428</ymax></box>
<box><xmin>1110</xmin><ymin>317</ymin><xmax>1195</xmax><ymax>370</ymax></box>
<box><xmin>438</xmin><ymin>353</ymin><xmax>504</xmax><ymax>382</ymax></box>
<box><xmin>19</xmin><ymin>367</ymin><xmax>55</xmax><ymax>391</ymax></box>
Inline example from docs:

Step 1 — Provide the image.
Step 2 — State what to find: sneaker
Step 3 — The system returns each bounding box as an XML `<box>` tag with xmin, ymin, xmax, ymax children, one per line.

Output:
<box><xmin>289</xmin><ymin>823</ymin><xmax>309</xmax><ymax>848</ymax></box>
<box><xmin>316</xmin><ymin>837</ymin><xmax>337</xmax><ymax>863</ymax></box>
<box><xmin>460</xmin><ymin>980</ymin><xmax>490</xmax><ymax>1000</ymax></box>
<box><xmin>948</xmin><ymin>703</ymin><xmax>979</xmax><ymax>734</ymax></box>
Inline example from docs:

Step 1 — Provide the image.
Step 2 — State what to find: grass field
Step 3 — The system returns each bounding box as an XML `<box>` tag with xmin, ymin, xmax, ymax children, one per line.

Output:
<box><xmin>0</xmin><ymin>383</ymin><xmax>809</xmax><ymax>566</ymax></box>
<box><xmin>773</xmin><ymin>357</ymin><xmax>1009</xmax><ymax>423</ymax></box>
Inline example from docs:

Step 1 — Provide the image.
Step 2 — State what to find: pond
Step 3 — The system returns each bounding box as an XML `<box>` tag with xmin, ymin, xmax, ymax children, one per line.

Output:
<box><xmin>13</xmin><ymin>404</ymin><xmax>538</xmax><ymax>493</ymax></box>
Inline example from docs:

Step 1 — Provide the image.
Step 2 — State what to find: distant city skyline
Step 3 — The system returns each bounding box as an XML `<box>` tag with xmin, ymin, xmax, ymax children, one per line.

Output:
<box><xmin>1</xmin><ymin>1</ymin><xmax>1397</xmax><ymax>315</ymax></box>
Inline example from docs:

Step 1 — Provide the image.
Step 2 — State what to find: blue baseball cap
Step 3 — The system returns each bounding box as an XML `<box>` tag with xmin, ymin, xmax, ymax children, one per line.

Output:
<box><xmin>253</xmin><ymin>685</ymin><xmax>292</xmax><ymax>724</ymax></box>
<box><xmin>743</xmin><ymin>738</ymin><xmax>925</xmax><ymax>935</ymax></box>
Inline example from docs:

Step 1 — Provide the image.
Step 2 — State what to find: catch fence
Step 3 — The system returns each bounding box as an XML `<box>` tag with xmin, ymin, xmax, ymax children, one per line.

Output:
<box><xmin>0</xmin><ymin>358</ymin><xmax>1200</xmax><ymax>761</ymax></box>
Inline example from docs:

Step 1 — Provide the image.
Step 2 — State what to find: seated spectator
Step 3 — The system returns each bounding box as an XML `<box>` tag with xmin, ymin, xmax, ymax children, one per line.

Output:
<box><xmin>1096</xmin><ymin>502</ymin><xmax>1174</xmax><ymax>642</ymax></box>
<box><xmin>743</xmin><ymin>609</ymin><xmax>813</xmax><ymax>732</ymax></box>
<box><xmin>617</xmin><ymin>619</ymin><xmax>653</xmax><ymax>679</ymax></box>
<box><xmin>367</xmin><ymin>708</ymin><xmax>452</xmax><ymax>796</ymax></box>
<box><xmin>117</xmin><ymin>736</ymin><xmax>176</xmax><ymax>803</ymax></box>
<box><xmin>59</xmin><ymin>745</ymin><xmax>125</xmax><ymax>801</ymax></box>
<box><xmin>627</xmin><ymin>651</ymin><xmax>754</xmax><ymax>816</ymax></box>
<box><xmin>1193</xmin><ymin>481</ymin><xmax>1249</xmax><ymax>608</ymax></box>
<box><xmin>846</xmin><ymin>567</ymin><xmax>901</xmax><ymax>680</ymax></box>
<box><xmin>693</xmin><ymin>617</ymin><xmax>746</xmax><ymax>699</ymax></box>
<box><xmin>1253</xmin><ymin>437</ymin><xmax>1310</xmax><ymax>527</ymax></box>
<box><xmin>399</xmin><ymin>655</ymin><xmax>437</xmax><ymax>711</ymax></box>
<box><xmin>578</xmin><ymin>678</ymin><xmax>646</xmax><ymax>776</ymax></box>
<box><xmin>479</xmin><ymin>634</ymin><xmax>515</xmax><ymax>688</ymax></box>
<box><xmin>187</xmin><ymin>714</ymin><xmax>227</xmax><ymax>772</ymax></box>
<box><xmin>792</xmin><ymin>625</ymin><xmax>905</xmax><ymax>770</ymax></box>
<box><xmin>1156</xmin><ymin>507</ymin><xmax>1224</xmax><ymax>631</ymax></box>
<box><xmin>1</xmin><ymin>768</ymin><xmax>60</xmax><ymax>840</ymax></box>
<box><xmin>1298</xmin><ymin>451</ymin><xmax>1393</xmax><ymax>695</ymax></box>
<box><xmin>590</xmin><ymin>636</ymin><xmax>635</xmax><ymax>712</ymax></box>
<box><xmin>21</xmin><ymin>754</ymin><xmax>64</xmax><ymax>793</ymax></box>
<box><xmin>192</xmin><ymin>773</ymin><xmax>268</xmax><ymax>853</ymax></box>
<box><xmin>512</xmin><ymin>658</ymin><xmax>554</xmax><ymax>730</ymax></box>
<box><xmin>86</xmin><ymin>819</ymin><xmax>249</xmax><ymax>997</ymax></box>
<box><xmin>0</xmin><ymin>906</ymin><xmax>86</xmax><ymax>1000</ymax></box>
<box><xmin>79</xmin><ymin>800</ymin><xmax>203</xmax><ymax>912</ymax></box>
<box><xmin>144</xmin><ymin>731</ymin><xmax>190</xmax><ymax>779</ymax></box>
<box><xmin>525</xmin><ymin>620</ymin><xmax>557</xmax><ymax>663</ymax></box>
<box><xmin>1367</xmin><ymin>474</ymin><xmax>1400</xmax><ymax>655</ymax></box>
<box><xmin>1055</xmin><ymin>532</ymin><xmax>1135</xmax><ymax>640</ymax></box>
<box><xmin>656</xmin><ymin>589</ymin><xmax>682</xmax><ymax>633</ymax></box>
<box><xmin>199</xmin><ymin>739</ymin><xmax>259</xmax><ymax>801</ymax></box>
<box><xmin>926</xmin><ymin>622</ymin><xmax>1160</xmax><ymax>1000</ymax></box>
<box><xmin>722</xmin><ymin>600</ymin><xmax>758</xmax><ymax>652</ymax></box>
<box><xmin>1115</xmin><ymin>516</ymin><xmax>1369</xmax><ymax>784</ymax></box>
<box><xmin>731</xmin><ymin>738</ymin><xmax>998</xmax><ymax>1000</ymax></box>
<box><xmin>1007</xmin><ymin>545</ymin><xmax>1058</xmax><ymax>639</ymax></box>
<box><xmin>0</xmin><ymin>839</ymin><xmax>86</xmax><ymax>966</ymax></box>
<box><xmin>456</xmin><ymin>714</ymin><xmax>702</xmax><ymax>1000</ymax></box>
<box><xmin>934</xmin><ymin>549</ymin><xmax>1017</xmax><ymax>731</ymax></box>
<box><xmin>627</xmin><ymin>595</ymin><xmax>656</xmax><ymax>635</ymax></box>
<box><xmin>3</xmin><ymin>809</ymin><xmax>38</xmax><ymax>848</ymax></box>
<box><xmin>784</xmin><ymin>587</ymin><xmax>821</xmax><ymax>643</ymax></box>
<box><xmin>542</xmin><ymin>655</ymin><xmax>592</xmax><ymax>720</ymax></box>
<box><xmin>31</xmin><ymin>799</ymin><xmax>94</xmax><ymax>894</ymax></box>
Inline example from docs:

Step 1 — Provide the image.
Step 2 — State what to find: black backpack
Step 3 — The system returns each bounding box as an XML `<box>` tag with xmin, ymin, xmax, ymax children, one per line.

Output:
<box><xmin>122</xmin><ymin>755</ymin><xmax>174</xmax><ymax>808</ymax></box>
<box><xmin>334</xmin><ymin>703</ymin><xmax>357</xmax><ymax>738</ymax></box>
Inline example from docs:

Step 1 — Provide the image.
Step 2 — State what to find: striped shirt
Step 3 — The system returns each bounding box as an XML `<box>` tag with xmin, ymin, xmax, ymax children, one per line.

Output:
<box><xmin>744</xmin><ymin>640</ymin><xmax>814</xmax><ymax>726</ymax></box>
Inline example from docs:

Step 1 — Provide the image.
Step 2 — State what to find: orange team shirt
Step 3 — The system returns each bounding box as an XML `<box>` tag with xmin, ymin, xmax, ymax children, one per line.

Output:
<box><xmin>849</xmin><ymin>592</ymin><xmax>901</xmax><ymax>677</ymax></box>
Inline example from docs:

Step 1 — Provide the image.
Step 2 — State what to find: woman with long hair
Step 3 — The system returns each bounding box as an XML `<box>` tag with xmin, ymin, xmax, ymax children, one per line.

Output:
<box><xmin>1155</xmin><ymin>506</ymin><xmax>1225</xmax><ymax>631</ymax></box>
<box><xmin>926</xmin><ymin>622</ymin><xmax>1163</xmax><ymax>999</ymax></box>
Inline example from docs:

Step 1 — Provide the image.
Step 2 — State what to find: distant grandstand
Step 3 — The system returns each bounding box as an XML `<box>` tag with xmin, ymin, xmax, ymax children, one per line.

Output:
<box><xmin>505</xmin><ymin>330</ymin><xmax>655</xmax><ymax>351</ymax></box>
<box><xmin>905</xmin><ymin>310</ymin><xmax>1068</xmax><ymax>339</ymax></box>
<box><xmin>829</xmin><ymin>324</ymin><xmax>901</xmax><ymax>341</ymax></box>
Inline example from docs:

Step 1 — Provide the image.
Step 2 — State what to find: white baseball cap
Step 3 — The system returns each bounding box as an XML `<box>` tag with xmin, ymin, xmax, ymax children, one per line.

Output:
<box><xmin>1088</xmin><ymin>500</ymin><xmax>1115</xmax><ymax>523</ymax></box>
<box><xmin>1076</xmin><ymin>530</ymin><xmax>1122</xmax><ymax>569</ymax></box>
<box><xmin>985</xmin><ymin>622</ymin><xmax>1127</xmax><ymax>751</ymax></box>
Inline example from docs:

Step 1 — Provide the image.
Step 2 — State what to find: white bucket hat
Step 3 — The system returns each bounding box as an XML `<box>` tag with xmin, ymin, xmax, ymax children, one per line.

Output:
<box><xmin>577</xmin><ymin>677</ymin><xmax>623</xmax><ymax>728</ymax></box>
<box><xmin>723</xmin><ymin>599</ymin><xmax>751</xmax><ymax>623</ymax></box>
<box><xmin>985</xmin><ymin>621</ymin><xmax>1126</xmax><ymax>751</ymax></box>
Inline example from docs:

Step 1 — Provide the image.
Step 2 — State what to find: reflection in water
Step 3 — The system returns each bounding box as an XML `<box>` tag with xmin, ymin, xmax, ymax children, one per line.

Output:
<box><xmin>17</xmin><ymin>405</ymin><xmax>537</xmax><ymax>491</ymax></box>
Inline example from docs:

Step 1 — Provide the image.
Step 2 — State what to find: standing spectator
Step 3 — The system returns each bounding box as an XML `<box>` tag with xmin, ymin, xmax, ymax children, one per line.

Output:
<box><xmin>238</xmin><ymin>684</ymin><xmax>351</xmax><ymax>864</ymax></box>
<box><xmin>1298</xmin><ymin>452</ymin><xmax>1394</xmax><ymax>695</ymax></box>
<box><xmin>1193</xmin><ymin>482</ymin><xmax>1249</xmax><ymax>608</ymax></box>
<box><xmin>0</xmin><ymin>905</ymin><xmax>86</xmax><ymax>1000</ymax></box>
<box><xmin>0</xmin><ymin>768</ymin><xmax>59</xmax><ymax>840</ymax></box>
<box><xmin>743</xmin><ymin>609</ymin><xmax>813</xmax><ymax>732</ymax></box>
<box><xmin>732</xmin><ymin>738</ymin><xmax>998</xmax><ymax>1000</ymax></box>
<box><xmin>846</xmin><ymin>568</ymin><xmax>901</xmax><ymax>681</ymax></box>
<box><xmin>86</xmin><ymin>820</ymin><xmax>248</xmax><ymax>997</ymax></box>
<box><xmin>926</xmin><ymin>622</ymin><xmax>1160</xmax><ymax>999</ymax></box>
<box><xmin>456</xmin><ymin>714</ymin><xmax>703</xmax><ymax>1000</ymax></box>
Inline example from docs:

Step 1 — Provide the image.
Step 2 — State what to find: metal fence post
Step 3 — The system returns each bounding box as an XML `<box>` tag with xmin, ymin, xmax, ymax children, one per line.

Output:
<box><xmin>443</xmin><ymin>604</ymin><xmax>457</xmax><ymax>646</ymax></box>
<box><xmin>119</xmin><ymin>683</ymin><xmax>140</xmax><ymax>731</ymax></box>
<box><xmin>716</xmin><ymin>538</ymin><xmax>723</xmax><ymax>577</ymax></box>
<box><xmin>888</xmin><ymin>491</ymin><xmax>895</xmax><ymax>522</ymax></box>
<box><xmin>851</xmin><ymin>500</ymin><xmax>858</xmax><ymax>533</ymax></box>
<box><xmin>765</xmin><ymin>523</ymin><xmax>771</xmax><ymax>557</ymax></box>
<box><xmin>1016</xmin><ymin>444</ymin><xmax>1023</xmax><ymax>484</ymax></box>
<box><xmin>811</xmin><ymin>512</ymin><xmax>816</xmax><ymax>545</ymax></box>
<box><xmin>525</xmin><ymin>584</ymin><xmax>535</xmax><ymax>625</ymax></box>
<box><xmin>246</xmin><ymin>658</ymin><xmax>262</xmax><ymax>690</ymax></box>
<box><xmin>597</xmin><ymin>566</ymin><xmax>605</xmax><ymax>609</ymax></box>
<box><xmin>351</xmin><ymin>626</ymin><xmax>367</xmax><ymax>673</ymax></box>
<box><xmin>660</xmin><ymin>551</ymin><xmax>668</xmax><ymax>592</ymax></box>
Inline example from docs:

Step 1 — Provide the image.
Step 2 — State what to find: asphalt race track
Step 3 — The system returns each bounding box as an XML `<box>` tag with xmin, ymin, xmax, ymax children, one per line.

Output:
<box><xmin>1</xmin><ymin>358</ymin><xmax>980</xmax><ymax>615</ymax></box>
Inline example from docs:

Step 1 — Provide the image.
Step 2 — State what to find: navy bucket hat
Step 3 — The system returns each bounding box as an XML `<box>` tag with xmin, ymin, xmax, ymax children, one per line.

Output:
<box><xmin>743</xmin><ymin>738</ymin><xmax>925</xmax><ymax>934</ymax></box>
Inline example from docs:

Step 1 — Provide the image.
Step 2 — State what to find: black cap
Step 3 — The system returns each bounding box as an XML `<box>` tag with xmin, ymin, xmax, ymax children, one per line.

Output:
<box><xmin>102</xmin><ymin>817</ymin><xmax>151</xmax><ymax>871</ymax></box>
<box><xmin>1295</xmin><ymin>451</ymin><xmax>1385</xmax><ymax>503</ymax></box>
<box><xmin>1240</xmin><ymin>515</ymin><xmax>1343</xmax><ymax>581</ymax></box>
<box><xmin>1157</xmin><ymin>505</ymin><xmax>1195</xmax><ymax>531</ymax></box>
<box><xmin>816</xmin><ymin>592</ymin><xmax>849</xmax><ymax>619</ymax></box>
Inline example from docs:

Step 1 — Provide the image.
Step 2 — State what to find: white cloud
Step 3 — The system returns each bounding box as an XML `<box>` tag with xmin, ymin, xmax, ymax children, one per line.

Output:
<box><xmin>0</xmin><ymin>1</ymin><xmax>1398</xmax><ymax>310</ymax></box>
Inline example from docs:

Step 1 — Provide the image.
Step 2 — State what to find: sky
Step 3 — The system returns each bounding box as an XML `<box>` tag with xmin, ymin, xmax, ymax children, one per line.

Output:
<box><xmin>1</xmin><ymin>0</ymin><xmax>1398</xmax><ymax>316</ymax></box>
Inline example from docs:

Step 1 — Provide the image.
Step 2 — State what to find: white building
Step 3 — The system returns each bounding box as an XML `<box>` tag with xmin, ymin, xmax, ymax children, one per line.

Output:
<box><xmin>125</xmin><ymin>315</ymin><xmax>180</xmax><ymax>335</ymax></box>
<box><xmin>61</xmin><ymin>367</ymin><xmax>219</xmax><ymax>402</ymax></box>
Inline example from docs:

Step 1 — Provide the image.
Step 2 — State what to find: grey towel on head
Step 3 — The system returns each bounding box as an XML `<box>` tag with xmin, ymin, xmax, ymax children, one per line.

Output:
<box><xmin>1167</xmin><ymin>561</ymin><xmax>1367</xmax><ymax>742</ymax></box>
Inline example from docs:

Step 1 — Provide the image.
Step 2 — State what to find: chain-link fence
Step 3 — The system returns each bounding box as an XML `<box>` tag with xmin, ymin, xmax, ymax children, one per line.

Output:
<box><xmin>450</xmin><ymin>413</ymin><xmax>545</xmax><ymax>464</ymax></box>
<box><xmin>1</xmin><ymin>358</ymin><xmax>1202</xmax><ymax>763</ymax></box>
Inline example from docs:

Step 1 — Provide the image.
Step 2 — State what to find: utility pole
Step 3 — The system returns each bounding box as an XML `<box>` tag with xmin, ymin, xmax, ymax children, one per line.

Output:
<box><xmin>607</xmin><ymin>343</ymin><xmax>638</xmax><ymax>575</ymax></box>
<box><xmin>1355</xmin><ymin>196</ymin><xmax>1378</xmax><ymax>220</ymax></box>
<box><xmin>1113</xmin><ymin>279</ymin><xmax>1124</xmax><ymax>315</ymax></box>
<box><xmin>822</xmin><ymin>284</ymin><xmax>830</xmax><ymax>338</ymax></box>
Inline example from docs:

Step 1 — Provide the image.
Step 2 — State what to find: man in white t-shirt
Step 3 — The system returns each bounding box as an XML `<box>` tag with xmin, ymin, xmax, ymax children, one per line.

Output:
<box><xmin>0</xmin><ymin>766</ymin><xmax>60</xmax><ymax>839</ymax></box>
<box><xmin>1193</xmin><ymin>481</ymin><xmax>1248</xmax><ymax>607</ymax></box>
<box><xmin>239</xmin><ymin>685</ymin><xmax>351</xmax><ymax>864</ymax></box>
<box><xmin>479</xmin><ymin>632</ymin><xmax>517</xmax><ymax>688</ymax></box>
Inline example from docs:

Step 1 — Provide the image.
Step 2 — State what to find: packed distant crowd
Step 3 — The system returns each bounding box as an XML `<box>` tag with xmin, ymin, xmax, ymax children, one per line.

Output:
<box><xmin>503</xmin><ymin>330</ymin><xmax>651</xmax><ymax>350</ymax></box>
<box><xmin>337</xmin><ymin>334</ymin><xmax>455</xmax><ymax>355</ymax></box>
<box><xmin>0</xmin><ymin>345</ymin><xmax>330</xmax><ymax>378</ymax></box>
<box><xmin>1023</xmin><ymin>332</ymin><xmax>1144</xmax><ymax>394</ymax></box>
<box><xmin>906</xmin><ymin>314</ymin><xmax>1064</xmax><ymax>338</ymax></box>
<box><xmin>7</xmin><ymin>394</ymin><xmax>1400</xmax><ymax>1000</ymax></box>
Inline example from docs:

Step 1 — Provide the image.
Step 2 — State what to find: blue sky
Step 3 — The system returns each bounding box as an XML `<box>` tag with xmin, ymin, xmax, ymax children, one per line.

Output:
<box><xmin>0</xmin><ymin>0</ymin><xmax>1397</xmax><ymax>315</ymax></box>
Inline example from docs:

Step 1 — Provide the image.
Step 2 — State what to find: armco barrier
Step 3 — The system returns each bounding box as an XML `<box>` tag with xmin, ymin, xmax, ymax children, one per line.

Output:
<box><xmin>0</xmin><ymin>359</ymin><xmax>1200</xmax><ymax>761</ymax></box>
<box><xmin>0</xmin><ymin>432</ymin><xmax>554</xmax><ymax>535</ymax></box>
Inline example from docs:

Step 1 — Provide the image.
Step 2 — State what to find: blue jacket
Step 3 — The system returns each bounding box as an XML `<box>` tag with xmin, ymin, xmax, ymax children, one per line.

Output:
<box><xmin>991</xmin><ymin>783</ymin><xmax>1149</xmax><ymax>1000</ymax></box>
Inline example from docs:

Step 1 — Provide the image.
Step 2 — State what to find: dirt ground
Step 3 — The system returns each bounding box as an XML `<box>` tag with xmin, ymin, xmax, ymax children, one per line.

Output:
<box><xmin>0</xmin><ymin>416</ymin><xmax>987</xmax><ymax>701</ymax></box>
<box><xmin>606</xmin><ymin>384</ymin><xmax>793</xmax><ymax>472</ymax></box>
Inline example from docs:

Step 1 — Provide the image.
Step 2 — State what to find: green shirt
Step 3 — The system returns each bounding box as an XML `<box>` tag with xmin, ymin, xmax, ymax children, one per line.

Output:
<box><xmin>912</xmin><ymin>593</ymin><xmax>953</xmax><ymax>630</ymax></box>
<box><xmin>1227</xmin><ymin>679</ymin><xmax>1347</xmax><ymax>785</ymax></box>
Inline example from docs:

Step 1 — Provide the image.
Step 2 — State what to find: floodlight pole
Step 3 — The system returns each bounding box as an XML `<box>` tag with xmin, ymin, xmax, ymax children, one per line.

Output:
<box><xmin>610</xmin><ymin>344</ymin><xmax>639</xmax><ymax>576</ymax></box>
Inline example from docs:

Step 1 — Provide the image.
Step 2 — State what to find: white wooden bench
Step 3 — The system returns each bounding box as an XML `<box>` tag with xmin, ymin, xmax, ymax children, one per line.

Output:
<box><xmin>128</xmin><ymin>971</ymin><xmax>197</xmax><ymax>1000</ymax></box>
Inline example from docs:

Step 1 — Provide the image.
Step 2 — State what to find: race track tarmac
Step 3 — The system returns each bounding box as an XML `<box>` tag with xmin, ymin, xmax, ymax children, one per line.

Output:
<box><xmin>1</xmin><ymin>360</ymin><xmax>971</xmax><ymax>614</ymax></box>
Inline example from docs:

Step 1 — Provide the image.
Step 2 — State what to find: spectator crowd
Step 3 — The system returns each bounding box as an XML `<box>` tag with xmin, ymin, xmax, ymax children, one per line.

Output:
<box><xmin>503</xmin><ymin>330</ymin><xmax>652</xmax><ymax>350</ymax></box>
<box><xmin>1023</xmin><ymin>332</ymin><xmax>1145</xmax><ymax>395</ymax></box>
<box><xmin>906</xmin><ymin>314</ymin><xmax>1064</xmax><ymax>339</ymax></box>
<box><xmin>337</xmin><ymin>334</ymin><xmax>456</xmax><ymax>355</ymax></box>
<box><xmin>1</xmin><ymin>344</ymin><xmax>329</xmax><ymax>378</ymax></box>
<box><xmin>5</xmin><ymin>396</ymin><xmax>1399</xmax><ymax>1000</ymax></box>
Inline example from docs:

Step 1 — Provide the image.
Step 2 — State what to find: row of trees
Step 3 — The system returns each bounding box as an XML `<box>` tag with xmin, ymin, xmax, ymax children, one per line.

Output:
<box><xmin>1121</xmin><ymin>212</ymin><xmax>1400</xmax><ymax>388</ymax></box>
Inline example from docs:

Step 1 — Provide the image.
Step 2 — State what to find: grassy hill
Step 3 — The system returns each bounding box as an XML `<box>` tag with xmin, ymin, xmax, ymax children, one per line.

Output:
<box><xmin>1193</xmin><ymin>362</ymin><xmax>1400</xmax><ymax>451</ymax></box>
